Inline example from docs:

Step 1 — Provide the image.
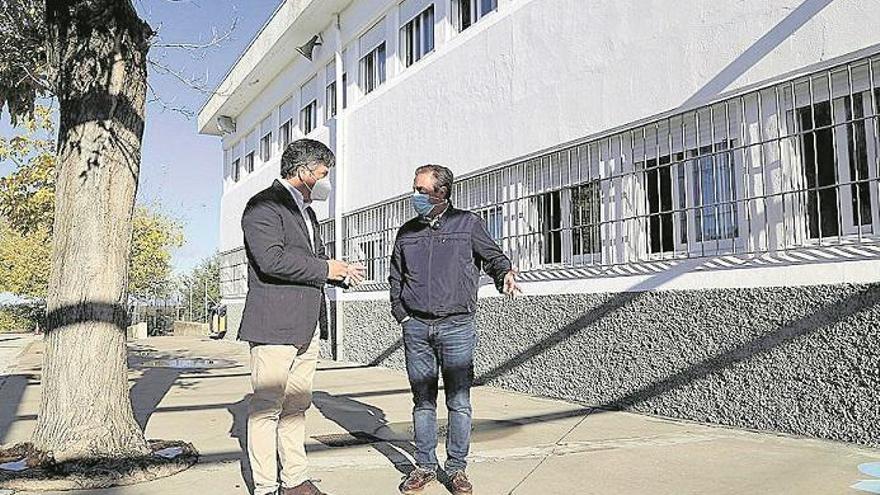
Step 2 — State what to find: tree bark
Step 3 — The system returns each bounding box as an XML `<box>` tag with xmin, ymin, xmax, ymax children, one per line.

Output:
<box><xmin>31</xmin><ymin>0</ymin><xmax>153</xmax><ymax>461</ymax></box>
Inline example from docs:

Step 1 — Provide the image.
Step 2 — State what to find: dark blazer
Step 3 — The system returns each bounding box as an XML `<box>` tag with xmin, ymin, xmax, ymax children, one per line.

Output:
<box><xmin>239</xmin><ymin>179</ymin><xmax>333</xmax><ymax>348</ymax></box>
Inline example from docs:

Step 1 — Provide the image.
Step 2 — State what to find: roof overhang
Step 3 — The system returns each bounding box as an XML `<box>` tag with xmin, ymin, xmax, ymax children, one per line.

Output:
<box><xmin>197</xmin><ymin>0</ymin><xmax>351</xmax><ymax>136</ymax></box>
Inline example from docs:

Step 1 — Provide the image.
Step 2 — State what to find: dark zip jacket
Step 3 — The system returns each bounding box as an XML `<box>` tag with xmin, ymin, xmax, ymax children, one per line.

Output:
<box><xmin>388</xmin><ymin>206</ymin><xmax>512</xmax><ymax>323</ymax></box>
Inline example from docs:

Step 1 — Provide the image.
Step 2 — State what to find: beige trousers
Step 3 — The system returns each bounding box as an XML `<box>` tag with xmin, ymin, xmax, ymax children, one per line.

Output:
<box><xmin>248</xmin><ymin>332</ymin><xmax>320</xmax><ymax>495</ymax></box>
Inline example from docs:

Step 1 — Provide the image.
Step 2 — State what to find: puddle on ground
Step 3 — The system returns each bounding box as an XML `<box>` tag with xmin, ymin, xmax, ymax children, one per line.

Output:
<box><xmin>137</xmin><ymin>358</ymin><xmax>237</xmax><ymax>370</ymax></box>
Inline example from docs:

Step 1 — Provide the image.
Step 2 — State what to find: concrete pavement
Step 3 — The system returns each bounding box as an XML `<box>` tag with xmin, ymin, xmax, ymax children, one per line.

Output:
<box><xmin>0</xmin><ymin>334</ymin><xmax>34</xmax><ymax>376</ymax></box>
<box><xmin>0</xmin><ymin>336</ymin><xmax>878</xmax><ymax>494</ymax></box>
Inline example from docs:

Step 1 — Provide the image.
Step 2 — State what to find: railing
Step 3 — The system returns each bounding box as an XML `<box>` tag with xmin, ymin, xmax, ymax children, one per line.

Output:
<box><xmin>221</xmin><ymin>50</ymin><xmax>880</xmax><ymax>296</ymax></box>
<box><xmin>340</xmin><ymin>51</ymin><xmax>880</xmax><ymax>288</ymax></box>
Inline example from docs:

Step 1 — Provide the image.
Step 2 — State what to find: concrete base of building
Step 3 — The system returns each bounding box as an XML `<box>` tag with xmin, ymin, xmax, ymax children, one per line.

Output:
<box><xmin>339</xmin><ymin>282</ymin><xmax>880</xmax><ymax>448</ymax></box>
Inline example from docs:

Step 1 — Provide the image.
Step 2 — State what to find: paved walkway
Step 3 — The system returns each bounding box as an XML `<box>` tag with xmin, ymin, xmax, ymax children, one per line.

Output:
<box><xmin>0</xmin><ymin>336</ymin><xmax>878</xmax><ymax>494</ymax></box>
<box><xmin>0</xmin><ymin>334</ymin><xmax>34</xmax><ymax>376</ymax></box>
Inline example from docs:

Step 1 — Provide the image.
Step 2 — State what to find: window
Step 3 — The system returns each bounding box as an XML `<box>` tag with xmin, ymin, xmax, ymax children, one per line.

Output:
<box><xmin>689</xmin><ymin>143</ymin><xmax>738</xmax><ymax>242</ymax></box>
<box><xmin>326</xmin><ymin>61</ymin><xmax>348</xmax><ymax>120</ymax></box>
<box><xmin>326</xmin><ymin>80</ymin><xmax>337</xmax><ymax>120</ymax></box>
<box><xmin>245</xmin><ymin>151</ymin><xmax>255</xmax><ymax>174</ymax></box>
<box><xmin>401</xmin><ymin>6</ymin><xmax>434</xmax><ymax>67</ymax></box>
<box><xmin>794</xmin><ymin>89</ymin><xmax>880</xmax><ymax>240</ymax></box>
<box><xmin>571</xmin><ymin>182</ymin><xmax>601</xmax><ymax>255</ymax></box>
<box><xmin>360</xmin><ymin>43</ymin><xmax>386</xmax><ymax>95</ymax></box>
<box><xmin>342</xmin><ymin>73</ymin><xmax>348</xmax><ymax>108</ymax></box>
<box><xmin>232</xmin><ymin>158</ymin><xmax>241</xmax><ymax>182</ymax></box>
<box><xmin>454</xmin><ymin>0</ymin><xmax>496</xmax><ymax>32</ymax></box>
<box><xmin>300</xmin><ymin>100</ymin><xmax>317</xmax><ymax>135</ymax></box>
<box><xmin>643</xmin><ymin>156</ymin><xmax>674</xmax><ymax>254</ymax></box>
<box><xmin>798</xmin><ymin>102</ymin><xmax>840</xmax><ymax>239</ymax></box>
<box><xmin>280</xmin><ymin>120</ymin><xmax>293</xmax><ymax>149</ymax></box>
<box><xmin>260</xmin><ymin>131</ymin><xmax>272</xmax><ymax>162</ymax></box>
<box><xmin>640</xmin><ymin>140</ymin><xmax>738</xmax><ymax>253</ymax></box>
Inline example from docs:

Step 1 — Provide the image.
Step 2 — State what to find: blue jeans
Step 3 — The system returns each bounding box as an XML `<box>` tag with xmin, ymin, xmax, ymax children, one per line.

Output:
<box><xmin>402</xmin><ymin>315</ymin><xmax>477</xmax><ymax>474</ymax></box>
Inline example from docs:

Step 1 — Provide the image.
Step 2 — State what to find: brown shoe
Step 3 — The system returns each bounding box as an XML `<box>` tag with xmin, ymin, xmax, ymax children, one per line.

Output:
<box><xmin>449</xmin><ymin>470</ymin><xmax>473</xmax><ymax>495</ymax></box>
<box><xmin>400</xmin><ymin>467</ymin><xmax>437</xmax><ymax>494</ymax></box>
<box><xmin>281</xmin><ymin>480</ymin><xmax>327</xmax><ymax>495</ymax></box>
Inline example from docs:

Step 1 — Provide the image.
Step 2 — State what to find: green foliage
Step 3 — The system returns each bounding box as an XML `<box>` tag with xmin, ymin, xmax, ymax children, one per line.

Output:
<box><xmin>0</xmin><ymin>304</ymin><xmax>42</xmax><ymax>333</ymax></box>
<box><xmin>0</xmin><ymin>219</ymin><xmax>51</xmax><ymax>299</ymax></box>
<box><xmin>177</xmin><ymin>254</ymin><xmax>220</xmax><ymax>323</ymax></box>
<box><xmin>128</xmin><ymin>206</ymin><xmax>184</xmax><ymax>301</ymax></box>
<box><xmin>0</xmin><ymin>0</ymin><xmax>49</xmax><ymax>125</ymax></box>
<box><xmin>0</xmin><ymin>105</ymin><xmax>56</xmax><ymax>235</ymax></box>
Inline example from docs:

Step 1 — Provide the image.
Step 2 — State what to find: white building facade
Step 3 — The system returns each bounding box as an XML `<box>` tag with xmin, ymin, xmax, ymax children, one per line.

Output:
<box><xmin>199</xmin><ymin>0</ymin><xmax>880</xmax><ymax>447</ymax></box>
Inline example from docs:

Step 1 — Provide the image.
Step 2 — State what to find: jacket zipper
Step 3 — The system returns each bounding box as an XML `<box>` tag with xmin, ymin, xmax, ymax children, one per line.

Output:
<box><xmin>427</xmin><ymin>228</ymin><xmax>434</xmax><ymax>313</ymax></box>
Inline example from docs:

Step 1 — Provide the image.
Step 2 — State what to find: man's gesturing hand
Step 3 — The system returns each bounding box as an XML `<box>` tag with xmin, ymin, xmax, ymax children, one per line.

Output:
<box><xmin>346</xmin><ymin>262</ymin><xmax>367</xmax><ymax>285</ymax></box>
<box><xmin>328</xmin><ymin>260</ymin><xmax>367</xmax><ymax>285</ymax></box>
<box><xmin>503</xmin><ymin>270</ymin><xmax>522</xmax><ymax>297</ymax></box>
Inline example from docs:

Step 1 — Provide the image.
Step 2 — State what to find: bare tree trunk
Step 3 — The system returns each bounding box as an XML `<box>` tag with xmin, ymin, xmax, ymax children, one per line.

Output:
<box><xmin>32</xmin><ymin>0</ymin><xmax>152</xmax><ymax>461</ymax></box>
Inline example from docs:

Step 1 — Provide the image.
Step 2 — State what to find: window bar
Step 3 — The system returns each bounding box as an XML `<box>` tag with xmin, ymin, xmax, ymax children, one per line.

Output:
<box><xmin>608</xmin><ymin>136</ymin><xmax>617</xmax><ymax>265</ymax></box>
<box><xmin>724</xmin><ymin>100</ymin><xmax>739</xmax><ymax>255</ymax></box>
<box><xmin>668</xmin><ymin>116</ymin><xmax>683</xmax><ymax>259</ymax></box>
<box><xmin>614</xmin><ymin>133</ymin><xmax>624</xmax><ymax>263</ymax></box>
<box><xmin>826</xmin><ymin>69</ymin><xmax>845</xmax><ymax>245</ymax></box>
<box><xmin>652</xmin><ymin>122</ymin><xmax>663</xmax><ymax>260</ymax></box>
<box><xmin>681</xmin><ymin>113</ymin><xmax>692</xmax><ymax>256</ymax></box>
<box><xmin>710</xmin><ymin>105</ymin><xmax>723</xmax><ymax>255</ymax></box>
<box><xmin>528</xmin><ymin>159</ymin><xmax>535</xmax><ymax>269</ymax></box>
<box><xmin>597</xmin><ymin>140</ymin><xmax>606</xmax><ymax>265</ymax></box>
<box><xmin>870</xmin><ymin>57</ymin><xmax>880</xmax><ymax>199</ymax></box>
<box><xmin>625</xmin><ymin>130</ymin><xmax>635</xmax><ymax>265</ymax></box>
<box><xmin>807</xmin><ymin>75</ymin><xmax>825</xmax><ymax>246</ymax></box>
<box><xmin>756</xmin><ymin>90</ymin><xmax>772</xmax><ymax>253</ymax></box>
<box><xmin>587</xmin><ymin>143</ymin><xmax>598</xmax><ymax>267</ymax></box>
<box><xmin>739</xmin><ymin>95</ymin><xmax>756</xmax><ymax>253</ymax></box>
<box><xmin>773</xmin><ymin>85</ymin><xmax>790</xmax><ymax>251</ymax></box>
<box><xmin>640</xmin><ymin>126</ymin><xmax>648</xmax><ymax>262</ymax></box>
<box><xmin>846</xmin><ymin>63</ymin><xmax>864</xmax><ymax>242</ymax></box>
<box><xmin>695</xmin><ymin>109</ymin><xmax>706</xmax><ymax>257</ymax></box>
<box><xmin>789</xmin><ymin>80</ymin><xmax>806</xmax><ymax>248</ymax></box>
<box><xmin>516</xmin><ymin>160</ymin><xmax>524</xmax><ymax>270</ymax></box>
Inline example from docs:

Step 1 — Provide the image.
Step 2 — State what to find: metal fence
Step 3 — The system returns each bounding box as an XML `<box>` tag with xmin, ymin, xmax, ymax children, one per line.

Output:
<box><xmin>339</xmin><ymin>52</ymin><xmax>880</xmax><ymax>287</ymax></box>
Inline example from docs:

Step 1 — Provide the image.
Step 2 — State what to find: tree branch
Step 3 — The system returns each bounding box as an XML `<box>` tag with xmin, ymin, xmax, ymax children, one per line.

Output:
<box><xmin>152</xmin><ymin>16</ymin><xmax>238</xmax><ymax>53</ymax></box>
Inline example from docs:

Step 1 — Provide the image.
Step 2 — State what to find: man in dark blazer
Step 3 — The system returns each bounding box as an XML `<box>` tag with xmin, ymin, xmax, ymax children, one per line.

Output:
<box><xmin>240</xmin><ymin>138</ymin><xmax>364</xmax><ymax>495</ymax></box>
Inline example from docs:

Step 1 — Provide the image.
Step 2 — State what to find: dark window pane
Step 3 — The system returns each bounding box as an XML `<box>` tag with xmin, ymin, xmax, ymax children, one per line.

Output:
<box><xmin>846</xmin><ymin>93</ymin><xmax>871</xmax><ymax>226</ymax></box>
<box><xmin>645</xmin><ymin>156</ymin><xmax>673</xmax><ymax>253</ymax></box>
<box><xmin>540</xmin><ymin>191</ymin><xmax>562</xmax><ymax>263</ymax></box>
<box><xmin>798</xmin><ymin>102</ymin><xmax>840</xmax><ymax>239</ymax></box>
<box><xmin>460</xmin><ymin>0</ymin><xmax>472</xmax><ymax>30</ymax></box>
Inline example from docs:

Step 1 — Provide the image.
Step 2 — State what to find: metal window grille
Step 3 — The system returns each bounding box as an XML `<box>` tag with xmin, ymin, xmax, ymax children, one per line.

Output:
<box><xmin>339</xmin><ymin>52</ymin><xmax>880</xmax><ymax>289</ymax></box>
<box><xmin>319</xmin><ymin>219</ymin><xmax>336</xmax><ymax>259</ymax></box>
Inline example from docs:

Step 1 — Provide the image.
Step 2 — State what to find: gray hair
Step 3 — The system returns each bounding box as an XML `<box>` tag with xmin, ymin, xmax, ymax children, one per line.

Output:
<box><xmin>280</xmin><ymin>139</ymin><xmax>335</xmax><ymax>178</ymax></box>
<box><xmin>415</xmin><ymin>164</ymin><xmax>454</xmax><ymax>200</ymax></box>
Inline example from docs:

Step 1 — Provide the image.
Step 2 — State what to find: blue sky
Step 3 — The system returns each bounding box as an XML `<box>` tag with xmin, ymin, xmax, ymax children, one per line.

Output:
<box><xmin>0</xmin><ymin>0</ymin><xmax>281</xmax><ymax>274</ymax></box>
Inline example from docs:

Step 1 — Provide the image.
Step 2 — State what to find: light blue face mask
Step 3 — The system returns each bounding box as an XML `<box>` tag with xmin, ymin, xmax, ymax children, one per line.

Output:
<box><xmin>411</xmin><ymin>192</ymin><xmax>438</xmax><ymax>217</ymax></box>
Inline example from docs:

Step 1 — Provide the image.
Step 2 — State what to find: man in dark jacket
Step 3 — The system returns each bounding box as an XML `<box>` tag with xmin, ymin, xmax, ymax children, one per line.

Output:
<box><xmin>241</xmin><ymin>138</ymin><xmax>364</xmax><ymax>495</ymax></box>
<box><xmin>389</xmin><ymin>164</ymin><xmax>520</xmax><ymax>495</ymax></box>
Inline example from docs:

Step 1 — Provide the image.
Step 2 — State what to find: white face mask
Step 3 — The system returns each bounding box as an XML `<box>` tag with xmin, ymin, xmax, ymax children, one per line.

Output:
<box><xmin>300</xmin><ymin>167</ymin><xmax>332</xmax><ymax>202</ymax></box>
<box><xmin>310</xmin><ymin>175</ymin><xmax>332</xmax><ymax>201</ymax></box>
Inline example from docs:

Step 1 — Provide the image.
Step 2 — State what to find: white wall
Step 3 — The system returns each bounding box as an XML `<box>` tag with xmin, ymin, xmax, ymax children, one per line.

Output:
<box><xmin>217</xmin><ymin>0</ymin><xmax>880</xmax><ymax>252</ymax></box>
<box><xmin>342</xmin><ymin>0</ymin><xmax>880</xmax><ymax>210</ymax></box>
